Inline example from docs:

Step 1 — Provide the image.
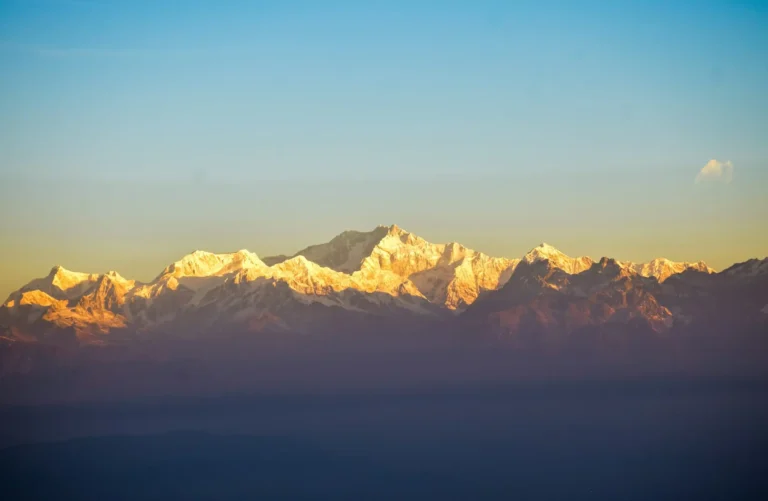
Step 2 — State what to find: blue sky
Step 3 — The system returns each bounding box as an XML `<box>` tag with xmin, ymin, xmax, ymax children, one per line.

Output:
<box><xmin>0</xmin><ymin>0</ymin><xmax>767</xmax><ymax>296</ymax></box>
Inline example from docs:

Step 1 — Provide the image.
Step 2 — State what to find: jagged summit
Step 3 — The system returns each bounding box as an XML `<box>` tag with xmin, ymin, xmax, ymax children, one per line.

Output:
<box><xmin>375</xmin><ymin>223</ymin><xmax>404</xmax><ymax>232</ymax></box>
<box><xmin>523</xmin><ymin>243</ymin><xmax>564</xmax><ymax>260</ymax></box>
<box><xmin>103</xmin><ymin>270</ymin><xmax>133</xmax><ymax>286</ymax></box>
<box><xmin>272</xmin><ymin>254</ymin><xmax>320</xmax><ymax>273</ymax></box>
<box><xmin>622</xmin><ymin>257</ymin><xmax>715</xmax><ymax>282</ymax></box>
<box><xmin>31</xmin><ymin>266</ymin><xmax>102</xmax><ymax>299</ymax></box>
<box><xmin>277</xmin><ymin>226</ymin><xmax>389</xmax><ymax>273</ymax></box>
<box><xmin>723</xmin><ymin>257</ymin><xmax>768</xmax><ymax>278</ymax></box>
<box><xmin>596</xmin><ymin>256</ymin><xmax>619</xmax><ymax>267</ymax></box>
<box><xmin>47</xmin><ymin>265</ymin><xmax>92</xmax><ymax>279</ymax></box>
<box><xmin>522</xmin><ymin>243</ymin><xmax>593</xmax><ymax>275</ymax></box>
<box><xmin>589</xmin><ymin>257</ymin><xmax>637</xmax><ymax>281</ymax></box>
<box><xmin>158</xmin><ymin>249</ymin><xmax>264</xmax><ymax>279</ymax></box>
<box><xmin>384</xmin><ymin>223</ymin><xmax>408</xmax><ymax>236</ymax></box>
<box><xmin>520</xmin><ymin>246</ymin><xmax>716</xmax><ymax>283</ymax></box>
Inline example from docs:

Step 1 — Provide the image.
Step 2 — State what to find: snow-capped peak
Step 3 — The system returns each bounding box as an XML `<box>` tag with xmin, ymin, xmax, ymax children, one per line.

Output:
<box><xmin>374</xmin><ymin>223</ymin><xmax>405</xmax><ymax>234</ymax></box>
<box><xmin>264</xmin><ymin>224</ymin><xmax>518</xmax><ymax>310</ymax></box>
<box><xmin>522</xmin><ymin>244</ymin><xmax>593</xmax><ymax>275</ymax></box>
<box><xmin>159</xmin><ymin>249</ymin><xmax>264</xmax><ymax>279</ymax></box>
<box><xmin>13</xmin><ymin>265</ymin><xmax>103</xmax><ymax>300</ymax></box>
<box><xmin>384</xmin><ymin>223</ymin><xmax>407</xmax><ymax>237</ymax></box>
<box><xmin>101</xmin><ymin>270</ymin><xmax>134</xmax><ymax>287</ymax></box>
<box><xmin>272</xmin><ymin>254</ymin><xmax>316</xmax><ymax>273</ymax></box>
<box><xmin>523</xmin><ymin>243</ymin><xmax>566</xmax><ymax>261</ymax></box>
<box><xmin>48</xmin><ymin>265</ymin><xmax>98</xmax><ymax>287</ymax></box>
<box><xmin>268</xmin><ymin>255</ymin><xmax>355</xmax><ymax>295</ymax></box>
<box><xmin>623</xmin><ymin>258</ymin><xmax>716</xmax><ymax>282</ymax></box>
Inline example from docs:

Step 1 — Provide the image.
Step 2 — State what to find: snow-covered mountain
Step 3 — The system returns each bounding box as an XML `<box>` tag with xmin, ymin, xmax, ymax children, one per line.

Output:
<box><xmin>267</xmin><ymin>225</ymin><xmax>519</xmax><ymax>310</ymax></box>
<box><xmin>0</xmin><ymin>245</ymin><xmax>442</xmax><ymax>344</ymax></box>
<box><xmin>622</xmin><ymin>258</ymin><xmax>714</xmax><ymax>282</ymax></box>
<box><xmin>1</xmin><ymin>224</ymin><xmax>736</xmax><ymax>346</ymax></box>
<box><xmin>520</xmin><ymin>243</ymin><xmax>715</xmax><ymax>282</ymax></box>
<box><xmin>521</xmin><ymin>242</ymin><xmax>594</xmax><ymax>275</ymax></box>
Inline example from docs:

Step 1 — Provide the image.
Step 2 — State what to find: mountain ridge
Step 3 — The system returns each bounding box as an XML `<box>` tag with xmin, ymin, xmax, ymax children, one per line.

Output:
<box><xmin>4</xmin><ymin>224</ymin><xmax>758</xmax><ymax>349</ymax></box>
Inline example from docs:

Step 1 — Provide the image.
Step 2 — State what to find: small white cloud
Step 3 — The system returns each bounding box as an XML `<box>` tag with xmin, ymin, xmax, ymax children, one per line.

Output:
<box><xmin>695</xmin><ymin>159</ymin><xmax>733</xmax><ymax>184</ymax></box>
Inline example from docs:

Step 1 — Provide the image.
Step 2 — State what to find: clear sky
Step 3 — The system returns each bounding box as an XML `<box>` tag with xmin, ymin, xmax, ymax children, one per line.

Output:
<box><xmin>1</xmin><ymin>0</ymin><xmax>767</xmax><ymax>298</ymax></box>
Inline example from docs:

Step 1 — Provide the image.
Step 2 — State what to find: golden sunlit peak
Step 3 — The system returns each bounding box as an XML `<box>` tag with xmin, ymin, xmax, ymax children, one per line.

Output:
<box><xmin>49</xmin><ymin>265</ymin><xmax>66</xmax><ymax>276</ymax></box>
<box><xmin>386</xmin><ymin>224</ymin><xmax>412</xmax><ymax>237</ymax></box>
<box><xmin>375</xmin><ymin>223</ymin><xmax>404</xmax><ymax>235</ymax></box>
<box><xmin>524</xmin><ymin>242</ymin><xmax>566</xmax><ymax>259</ymax></box>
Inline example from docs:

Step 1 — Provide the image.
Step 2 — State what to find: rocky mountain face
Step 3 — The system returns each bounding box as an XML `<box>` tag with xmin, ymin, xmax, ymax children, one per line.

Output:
<box><xmin>462</xmin><ymin>258</ymin><xmax>674</xmax><ymax>341</ymax></box>
<box><xmin>3</xmin><ymin>224</ymin><xmax>762</xmax><ymax>351</ymax></box>
<box><xmin>656</xmin><ymin>258</ymin><xmax>768</xmax><ymax>336</ymax></box>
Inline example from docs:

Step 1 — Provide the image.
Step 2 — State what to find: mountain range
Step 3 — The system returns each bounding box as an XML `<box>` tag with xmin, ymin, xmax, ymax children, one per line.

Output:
<box><xmin>3</xmin><ymin>224</ymin><xmax>765</xmax><ymax>352</ymax></box>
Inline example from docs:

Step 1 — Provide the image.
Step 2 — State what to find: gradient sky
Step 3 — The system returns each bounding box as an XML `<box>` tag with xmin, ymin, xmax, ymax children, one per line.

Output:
<box><xmin>1</xmin><ymin>0</ymin><xmax>767</xmax><ymax>298</ymax></box>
